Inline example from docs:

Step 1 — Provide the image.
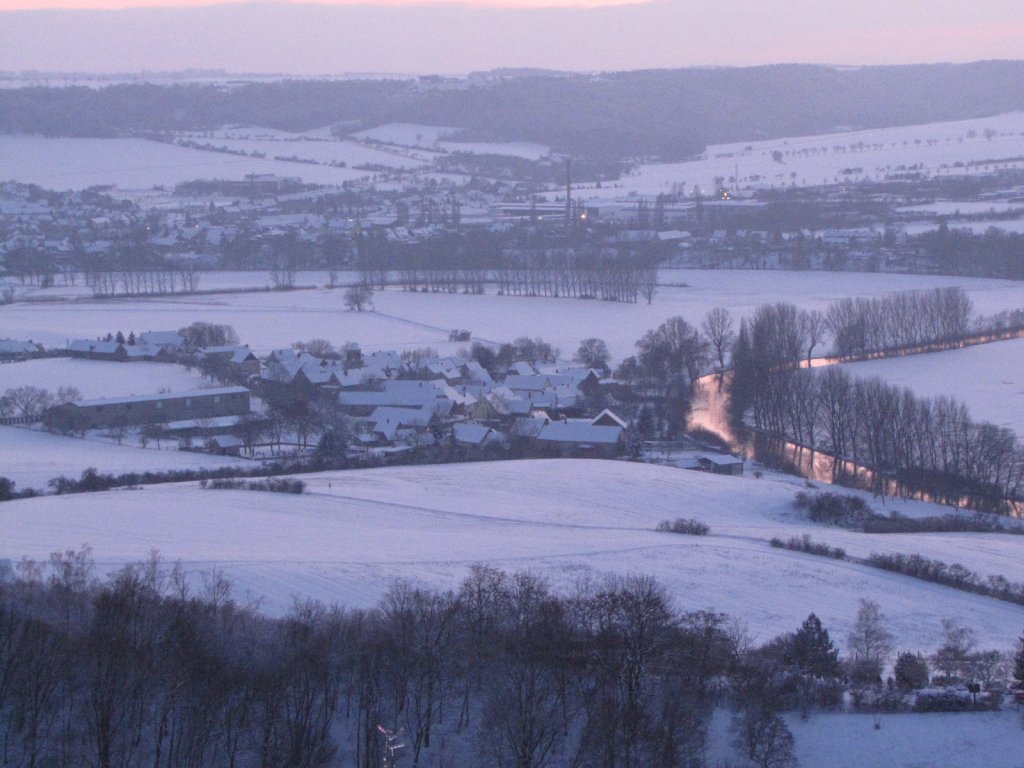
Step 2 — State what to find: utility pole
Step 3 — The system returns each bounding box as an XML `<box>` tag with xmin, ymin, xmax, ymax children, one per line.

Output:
<box><xmin>565</xmin><ymin>158</ymin><xmax>572</xmax><ymax>231</ymax></box>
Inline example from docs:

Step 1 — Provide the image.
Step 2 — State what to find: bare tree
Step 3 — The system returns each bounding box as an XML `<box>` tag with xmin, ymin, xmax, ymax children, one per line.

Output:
<box><xmin>56</xmin><ymin>386</ymin><xmax>82</xmax><ymax>404</ymax></box>
<box><xmin>847</xmin><ymin>599</ymin><xmax>894</xmax><ymax>684</ymax></box>
<box><xmin>574</xmin><ymin>338</ymin><xmax>611</xmax><ymax>374</ymax></box>
<box><xmin>702</xmin><ymin>307</ymin><xmax>735</xmax><ymax>372</ymax></box>
<box><xmin>345</xmin><ymin>284</ymin><xmax>374</xmax><ymax>312</ymax></box>
<box><xmin>799</xmin><ymin>309</ymin><xmax>828</xmax><ymax>366</ymax></box>
<box><xmin>732</xmin><ymin>708</ymin><xmax>798</xmax><ymax>768</ymax></box>
<box><xmin>2</xmin><ymin>386</ymin><xmax>54</xmax><ymax>419</ymax></box>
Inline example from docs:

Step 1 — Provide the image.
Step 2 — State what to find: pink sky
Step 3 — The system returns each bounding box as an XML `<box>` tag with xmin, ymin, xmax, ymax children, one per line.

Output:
<box><xmin>1</xmin><ymin>0</ymin><xmax>1022</xmax><ymax>74</ymax></box>
<box><xmin>0</xmin><ymin>0</ymin><xmax>645</xmax><ymax>8</ymax></box>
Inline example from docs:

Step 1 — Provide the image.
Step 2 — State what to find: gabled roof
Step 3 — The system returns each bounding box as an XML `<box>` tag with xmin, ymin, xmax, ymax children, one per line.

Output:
<box><xmin>453</xmin><ymin>422</ymin><xmax>502</xmax><ymax>446</ymax></box>
<box><xmin>510</xmin><ymin>415</ymin><xmax>549</xmax><ymax>438</ymax></box>
<box><xmin>592</xmin><ymin>409</ymin><xmax>628</xmax><ymax>429</ymax></box>
<box><xmin>0</xmin><ymin>339</ymin><xmax>41</xmax><ymax>354</ymax></box>
<box><xmin>536</xmin><ymin>421</ymin><xmax>623</xmax><ymax>445</ymax></box>
<box><xmin>504</xmin><ymin>374</ymin><xmax>553</xmax><ymax>393</ymax></box>
<box><xmin>368</xmin><ymin>406</ymin><xmax>435</xmax><ymax>428</ymax></box>
<box><xmin>509</xmin><ymin>361</ymin><xmax>537</xmax><ymax>376</ymax></box>
<box><xmin>338</xmin><ymin>379</ymin><xmax>451</xmax><ymax>410</ymax></box>
<box><xmin>462</xmin><ymin>360</ymin><xmax>494</xmax><ymax>385</ymax></box>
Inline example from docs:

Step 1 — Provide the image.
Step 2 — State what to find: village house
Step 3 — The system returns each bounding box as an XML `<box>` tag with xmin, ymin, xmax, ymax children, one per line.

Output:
<box><xmin>0</xmin><ymin>338</ymin><xmax>43</xmax><ymax>362</ymax></box>
<box><xmin>697</xmin><ymin>454</ymin><xmax>745</xmax><ymax>475</ymax></box>
<box><xmin>68</xmin><ymin>339</ymin><xmax>160</xmax><ymax>362</ymax></box>
<box><xmin>452</xmin><ymin>421</ymin><xmax>507</xmax><ymax>455</ymax></box>
<box><xmin>197</xmin><ymin>345</ymin><xmax>262</xmax><ymax>377</ymax></box>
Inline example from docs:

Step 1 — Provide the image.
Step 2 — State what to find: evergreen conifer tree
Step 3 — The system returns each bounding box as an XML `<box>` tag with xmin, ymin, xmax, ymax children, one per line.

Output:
<box><xmin>788</xmin><ymin>613</ymin><xmax>840</xmax><ymax>678</ymax></box>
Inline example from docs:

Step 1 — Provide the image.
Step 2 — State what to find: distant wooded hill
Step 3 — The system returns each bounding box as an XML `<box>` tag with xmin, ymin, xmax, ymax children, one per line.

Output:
<box><xmin>3</xmin><ymin>61</ymin><xmax>1024</xmax><ymax>163</ymax></box>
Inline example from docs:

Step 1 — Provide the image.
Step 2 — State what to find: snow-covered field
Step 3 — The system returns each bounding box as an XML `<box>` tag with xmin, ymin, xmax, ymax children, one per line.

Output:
<box><xmin>707</xmin><ymin>709</ymin><xmax>1024</xmax><ymax>768</ymax></box>
<box><xmin>598</xmin><ymin>112</ymin><xmax>1024</xmax><ymax>198</ymax></box>
<box><xmin>837</xmin><ymin>337</ymin><xmax>1024</xmax><ymax>435</ymax></box>
<box><xmin>2</xmin><ymin>459</ymin><xmax>1023</xmax><ymax>651</ymax></box>
<box><xmin>0</xmin><ymin>136</ymin><xmax>367</xmax><ymax>191</ymax></box>
<box><xmin>903</xmin><ymin>218</ymin><xmax>1024</xmax><ymax>236</ymax></box>
<box><xmin>5</xmin><ymin>112</ymin><xmax>1024</xmax><ymax>196</ymax></box>
<box><xmin>3</xmin><ymin>271</ymin><xmax>1022</xmax><ymax>360</ymax></box>
<box><xmin>437</xmin><ymin>139</ymin><xmax>550</xmax><ymax>160</ymax></box>
<box><xmin>1</xmin><ymin>269</ymin><xmax>359</xmax><ymax>301</ymax></box>
<box><xmin>351</xmin><ymin>122</ymin><xmax>551</xmax><ymax>159</ymax></box>
<box><xmin>180</xmin><ymin>137</ymin><xmax>434</xmax><ymax>169</ymax></box>
<box><xmin>0</xmin><ymin>358</ymin><xmax>208</xmax><ymax>400</ymax></box>
<box><xmin>897</xmin><ymin>201</ymin><xmax>1024</xmax><ymax>216</ymax></box>
<box><xmin>353</xmin><ymin>122</ymin><xmax>457</xmax><ymax>147</ymax></box>
<box><xmin>0</xmin><ymin>424</ymin><xmax>251</xmax><ymax>492</ymax></box>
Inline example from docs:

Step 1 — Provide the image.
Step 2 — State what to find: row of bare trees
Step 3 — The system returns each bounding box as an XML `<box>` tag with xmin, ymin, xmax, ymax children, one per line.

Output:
<box><xmin>0</xmin><ymin>556</ymin><xmax>736</xmax><ymax>768</ymax></box>
<box><xmin>494</xmin><ymin>251</ymin><xmax>658</xmax><ymax>304</ymax></box>
<box><xmin>368</xmin><ymin>245</ymin><xmax>658</xmax><ymax>304</ymax></box>
<box><xmin>746</xmin><ymin>366</ymin><xmax>1024</xmax><ymax>511</ymax></box>
<box><xmin>82</xmin><ymin>254</ymin><xmax>202</xmax><ymax>297</ymax></box>
<box><xmin>726</xmin><ymin>294</ymin><xmax>1024</xmax><ymax>510</ymax></box>
<box><xmin>827</xmin><ymin>287</ymin><xmax>973</xmax><ymax>357</ymax></box>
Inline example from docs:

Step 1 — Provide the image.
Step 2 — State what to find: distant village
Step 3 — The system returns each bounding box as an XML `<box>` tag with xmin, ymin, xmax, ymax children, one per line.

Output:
<box><xmin>3</xmin><ymin>166</ymin><xmax>1024</xmax><ymax>297</ymax></box>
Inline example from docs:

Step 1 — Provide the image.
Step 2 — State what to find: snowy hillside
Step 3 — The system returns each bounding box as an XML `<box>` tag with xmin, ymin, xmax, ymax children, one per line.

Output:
<box><xmin>613</xmin><ymin>111</ymin><xmax>1024</xmax><ymax>198</ymax></box>
<box><xmin>3</xmin><ymin>459</ymin><xmax>1022</xmax><ymax>651</ymax></box>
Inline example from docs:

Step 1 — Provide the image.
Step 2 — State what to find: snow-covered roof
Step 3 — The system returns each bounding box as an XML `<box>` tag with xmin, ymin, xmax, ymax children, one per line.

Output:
<box><xmin>69</xmin><ymin>339</ymin><xmax>122</xmax><ymax>354</ymax></box>
<box><xmin>338</xmin><ymin>379</ymin><xmax>451</xmax><ymax>409</ymax></box>
<box><xmin>164</xmin><ymin>415</ymin><xmax>245</xmax><ymax>430</ymax></box>
<box><xmin>510</xmin><ymin>415</ymin><xmax>549</xmax><ymax>438</ymax></box>
<box><xmin>207</xmin><ymin>435</ymin><xmax>243</xmax><ymax>448</ymax></box>
<box><xmin>508</xmin><ymin>361</ymin><xmax>537</xmax><ymax>376</ymax></box>
<box><xmin>0</xmin><ymin>339</ymin><xmax>40</xmax><ymax>354</ymax></box>
<box><xmin>463</xmin><ymin>360</ymin><xmax>494</xmax><ymax>385</ymax></box>
<box><xmin>453</xmin><ymin>422</ymin><xmax>499</xmax><ymax>446</ymax></box>
<box><xmin>368</xmin><ymin>406</ymin><xmax>434</xmax><ymax>428</ymax></box>
<box><xmin>199</xmin><ymin>344</ymin><xmax>256</xmax><ymax>362</ymax></box>
<box><xmin>139</xmin><ymin>331</ymin><xmax>186</xmax><ymax>348</ymax></box>
<box><xmin>700</xmin><ymin>454</ymin><xmax>744</xmax><ymax>466</ymax></box>
<box><xmin>536</xmin><ymin>421</ymin><xmax>623</xmax><ymax>445</ymax></box>
<box><xmin>592</xmin><ymin>409</ymin><xmax>628</xmax><ymax>429</ymax></box>
<box><xmin>72</xmin><ymin>386</ymin><xmax>249</xmax><ymax>408</ymax></box>
<box><xmin>504</xmin><ymin>374</ymin><xmax>553</xmax><ymax>393</ymax></box>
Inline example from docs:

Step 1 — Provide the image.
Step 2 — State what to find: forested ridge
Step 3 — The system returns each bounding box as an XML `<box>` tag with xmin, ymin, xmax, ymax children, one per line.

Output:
<box><xmin>4</xmin><ymin>61</ymin><xmax>1024</xmax><ymax>162</ymax></box>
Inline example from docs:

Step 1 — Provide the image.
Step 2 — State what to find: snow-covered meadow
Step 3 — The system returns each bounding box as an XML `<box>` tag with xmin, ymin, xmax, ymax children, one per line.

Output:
<box><xmin>177</xmin><ymin>136</ymin><xmax>435</xmax><ymax>170</ymax></box>
<box><xmin>837</xmin><ymin>337</ymin><xmax>1024</xmax><ymax>435</ymax></box>
<box><xmin>0</xmin><ymin>358</ymin><xmax>209</xmax><ymax>400</ymax></box>
<box><xmin>2</xmin><ymin>459</ymin><xmax>1023</xmax><ymax>652</ymax></box>
<box><xmin>0</xmin><ymin>424</ymin><xmax>251</xmax><ymax>492</ymax></box>
<box><xmin>706</xmin><ymin>709</ymin><xmax>1024</xmax><ymax>768</ymax></box>
<box><xmin>353</xmin><ymin>122</ymin><xmax>551</xmax><ymax>159</ymax></box>
<box><xmin>4</xmin><ymin>270</ymin><xmax>1022</xmax><ymax>360</ymax></box>
<box><xmin>0</xmin><ymin>136</ymin><xmax>368</xmax><ymax>191</ymax></box>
